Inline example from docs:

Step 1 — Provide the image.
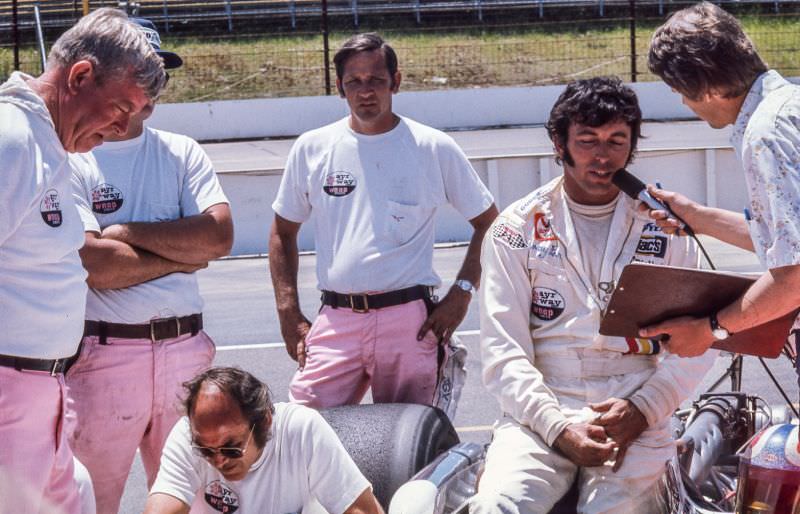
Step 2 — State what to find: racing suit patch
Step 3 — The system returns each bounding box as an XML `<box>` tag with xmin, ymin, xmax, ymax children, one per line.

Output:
<box><xmin>624</xmin><ymin>337</ymin><xmax>662</xmax><ymax>355</ymax></box>
<box><xmin>635</xmin><ymin>235</ymin><xmax>667</xmax><ymax>258</ymax></box>
<box><xmin>492</xmin><ymin>222</ymin><xmax>527</xmax><ymax>249</ymax></box>
<box><xmin>531</xmin><ymin>287</ymin><xmax>565</xmax><ymax>321</ymax></box>
<box><xmin>534</xmin><ymin>213</ymin><xmax>557</xmax><ymax>241</ymax></box>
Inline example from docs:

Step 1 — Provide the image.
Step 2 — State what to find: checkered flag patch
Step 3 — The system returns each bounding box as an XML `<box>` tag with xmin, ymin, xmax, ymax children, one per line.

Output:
<box><xmin>492</xmin><ymin>223</ymin><xmax>527</xmax><ymax>249</ymax></box>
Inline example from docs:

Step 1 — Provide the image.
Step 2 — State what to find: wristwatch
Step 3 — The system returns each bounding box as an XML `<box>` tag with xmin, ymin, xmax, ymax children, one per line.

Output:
<box><xmin>709</xmin><ymin>312</ymin><xmax>732</xmax><ymax>340</ymax></box>
<box><xmin>454</xmin><ymin>279</ymin><xmax>475</xmax><ymax>294</ymax></box>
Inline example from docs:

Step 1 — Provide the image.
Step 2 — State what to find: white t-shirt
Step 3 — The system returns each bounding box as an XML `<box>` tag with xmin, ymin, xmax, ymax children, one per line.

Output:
<box><xmin>272</xmin><ymin>116</ymin><xmax>494</xmax><ymax>293</ymax></box>
<box><xmin>151</xmin><ymin>403</ymin><xmax>371</xmax><ymax>514</ymax></box>
<box><xmin>566</xmin><ymin>193</ymin><xmax>619</xmax><ymax>292</ymax></box>
<box><xmin>71</xmin><ymin>127</ymin><xmax>229</xmax><ymax>323</ymax></box>
<box><xmin>0</xmin><ymin>72</ymin><xmax>87</xmax><ymax>359</ymax></box>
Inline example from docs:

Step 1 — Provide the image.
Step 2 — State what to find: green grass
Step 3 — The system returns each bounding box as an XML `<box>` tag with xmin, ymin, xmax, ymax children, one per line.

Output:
<box><xmin>3</xmin><ymin>15</ymin><xmax>799</xmax><ymax>102</ymax></box>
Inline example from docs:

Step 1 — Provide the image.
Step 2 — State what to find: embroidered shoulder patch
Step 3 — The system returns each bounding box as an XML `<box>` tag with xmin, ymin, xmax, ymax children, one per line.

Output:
<box><xmin>492</xmin><ymin>222</ymin><xmax>527</xmax><ymax>249</ymax></box>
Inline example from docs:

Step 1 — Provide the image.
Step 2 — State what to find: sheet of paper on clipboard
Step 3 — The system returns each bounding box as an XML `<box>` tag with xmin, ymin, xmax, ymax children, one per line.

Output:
<box><xmin>599</xmin><ymin>262</ymin><xmax>797</xmax><ymax>358</ymax></box>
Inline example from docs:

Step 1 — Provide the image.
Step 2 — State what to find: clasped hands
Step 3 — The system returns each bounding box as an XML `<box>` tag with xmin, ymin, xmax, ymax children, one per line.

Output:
<box><xmin>553</xmin><ymin>398</ymin><xmax>648</xmax><ymax>472</ymax></box>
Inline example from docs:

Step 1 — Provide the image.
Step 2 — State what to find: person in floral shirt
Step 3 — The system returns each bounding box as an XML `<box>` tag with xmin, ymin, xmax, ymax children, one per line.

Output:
<box><xmin>639</xmin><ymin>2</ymin><xmax>800</xmax><ymax>359</ymax></box>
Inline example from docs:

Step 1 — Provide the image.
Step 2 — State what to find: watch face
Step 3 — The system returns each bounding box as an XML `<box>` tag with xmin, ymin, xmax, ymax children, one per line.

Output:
<box><xmin>456</xmin><ymin>280</ymin><xmax>473</xmax><ymax>292</ymax></box>
<box><xmin>713</xmin><ymin>328</ymin><xmax>729</xmax><ymax>340</ymax></box>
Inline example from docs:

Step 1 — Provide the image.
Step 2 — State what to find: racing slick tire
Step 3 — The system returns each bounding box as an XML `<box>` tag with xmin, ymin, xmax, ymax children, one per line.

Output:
<box><xmin>320</xmin><ymin>403</ymin><xmax>459</xmax><ymax>508</ymax></box>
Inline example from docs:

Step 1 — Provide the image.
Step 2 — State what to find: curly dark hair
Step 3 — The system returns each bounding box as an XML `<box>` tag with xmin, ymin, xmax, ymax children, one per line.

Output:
<box><xmin>183</xmin><ymin>367</ymin><xmax>275</xmax><ymax>448</ymax></box>
<box><xmin>545</xmin><ymin>76</ymin><xmax>642</xmax><ymax>167</ymax></box>
<box><xmin>333</xmin><ymin>32</ymin><xmax>399</xmax><ymax>95</ymax></box>
<box><xmin>648</xmin><ymin>2</ymin><xmax>766</xmax><ymax>100</ymax></box>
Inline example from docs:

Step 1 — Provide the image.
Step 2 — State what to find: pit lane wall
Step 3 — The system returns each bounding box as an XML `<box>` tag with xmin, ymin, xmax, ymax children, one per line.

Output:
<box><xmin>146</xmin><ymin>82</ymin><xmax>760</xmax><ymax>255</ymax></box>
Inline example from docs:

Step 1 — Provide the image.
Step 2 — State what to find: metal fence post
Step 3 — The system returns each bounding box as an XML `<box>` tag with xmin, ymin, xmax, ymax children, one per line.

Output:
<box><xmin>629</xmin><ymin>0</ymin><xmax>636</xmax><ymax>82</ymax></box>
<box><xmin>352</xmin><ymin>0</ymin><xmax>359</xmax><ymax>27</ymax></box>
<box><xmin>34</xmin><ymin>5</ymin><xmax>46</xmax><ymax>72</ymax></box>
<box><xmin>225</xmin><ymin>0</ymin><xmax>233</xmax><ymax>32</ymax></box>
<box><xmin>162</xmin><ymin>0</ymin><xmax>170</xmax><ymax>33</ymax></box>
<box><xmin>290</xmin><ymin>0</ymin><xmax>296</xmax><ymax>29</ymax></box>
<box><xmin>12</xmin><ymin>0</ymin><xmax>19</xmax><ymax>70</ymax></box>
<box><xmin>322</xmin><ymin>0</ymin><xmax>331</xmax><ymax>95</ymax></box>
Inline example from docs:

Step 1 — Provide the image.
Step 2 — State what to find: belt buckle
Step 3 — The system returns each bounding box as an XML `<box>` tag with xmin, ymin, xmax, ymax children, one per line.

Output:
<box><xmin>150</xmin><ymin>316</ymin><xmax>181</xmax><ymax>343</ymax></box>
<box><xmin>50</xmin><ymin>359</ymin><xmax>63</xmax><ymax>376</ymax></box>
<box><xmin>349</xmin><ymin>294</ymin><xmax>369</xmax><ymax>313</ymax></box>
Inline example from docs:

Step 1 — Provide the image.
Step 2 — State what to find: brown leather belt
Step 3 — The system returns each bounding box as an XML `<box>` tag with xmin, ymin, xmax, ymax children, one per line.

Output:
<box><xmin>321</xmin><ymin>285</ymin><xmax>432</xmax><ymax>313</ymax></box>
<box><xmin>0</xmin><ymin>350</ymin><xmax>80</xmax><ymax>376</ymax></box>
<box><xmin>83</xmin><ymin>314</ymin><xmax>203</xmax><ymax>344</ymax></box>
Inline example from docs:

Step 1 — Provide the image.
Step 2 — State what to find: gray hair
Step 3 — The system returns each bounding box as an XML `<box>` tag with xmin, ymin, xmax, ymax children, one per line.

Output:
<box><xmin>648</xmin><ymin>2</ymin><xmax>767</xmax><ymax>100</ymax></box>
<box><xmin>48</xmin><ymin>7</ymin><xmax>166</xmax><ymax>99</ymax></box>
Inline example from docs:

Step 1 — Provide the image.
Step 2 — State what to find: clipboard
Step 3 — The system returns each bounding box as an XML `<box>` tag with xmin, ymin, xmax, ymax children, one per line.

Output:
<box><xmin>599</xmin><ymin>262</ymin><xmax>797</xmax><ymax>358</ymax></box>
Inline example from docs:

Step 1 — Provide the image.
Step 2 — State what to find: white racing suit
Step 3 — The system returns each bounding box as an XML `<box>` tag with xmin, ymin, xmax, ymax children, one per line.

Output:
<box><xmin>472</xmin><ymin>178</ymin><xmax>717</xmax><ymax>514</ymax></box>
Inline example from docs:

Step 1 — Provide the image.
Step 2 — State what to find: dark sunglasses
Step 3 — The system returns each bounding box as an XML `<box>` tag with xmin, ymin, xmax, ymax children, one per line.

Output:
<box><xmin>192</xmin><ymin>424</ymin><xmax>254</xmax><ymax>460</ymax></box>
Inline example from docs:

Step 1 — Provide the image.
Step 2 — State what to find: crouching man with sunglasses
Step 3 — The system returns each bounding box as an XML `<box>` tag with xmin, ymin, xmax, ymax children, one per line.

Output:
<box><xmin>145</xmin><ymin>367</ymin><xmax>383</xmax><ymax>514</ymax></box>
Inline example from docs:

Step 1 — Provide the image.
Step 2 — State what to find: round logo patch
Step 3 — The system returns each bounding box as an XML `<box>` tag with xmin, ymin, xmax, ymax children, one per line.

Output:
<box><xmin>323</xmin><ymin>171</ymin><xmax>356</xmax><ymax>197</ymax></box>
<box><xmin>90</xmin><ymin>183</ymin><xmax>124</xmax><ymax>214</ymax></box>
<box><xmin>531</xmin><ymin>287</ymin><xmax>565</xmax><ymax>321</ymax></box>
<box><xmin>40</xmin><ymin>189</ymin><xmax>63</xmax><ymax>227</ymax></box>
<box><xmin>204</xmin><ymin>480</ymin><xmax>240</xmax><ymax>513</ymax></box>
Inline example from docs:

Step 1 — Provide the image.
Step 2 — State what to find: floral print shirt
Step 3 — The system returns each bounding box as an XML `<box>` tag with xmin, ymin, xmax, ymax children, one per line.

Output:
<box><xmin>731</xmin><ymin>70</ymin><xmax>800</xmax><ymax>270</ymax></box>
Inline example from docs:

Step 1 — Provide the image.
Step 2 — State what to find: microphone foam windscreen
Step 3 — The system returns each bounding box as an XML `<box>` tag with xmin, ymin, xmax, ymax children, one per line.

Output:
<box><xmin>611</xmin><ymin>168</ymin><xmax>646</xmax><ymax>199</ymax></box>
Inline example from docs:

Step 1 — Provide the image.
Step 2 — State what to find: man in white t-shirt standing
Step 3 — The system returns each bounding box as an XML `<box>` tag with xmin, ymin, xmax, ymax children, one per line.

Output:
<box><xmin>270</xmin><ymin>33</ymin><xmax>498</xmax><ymax>409</ymax></box>
<box><xmin>67</xmin><ymin>18</ymin><xmax>233</xmax><ymax>514</ymax></box>
<box><xmin>0</xmin><ymin>9</ymin><xmax>165</xmax><ymax>513</ymax></box>
<box><xmin>146</xmin><ymin>367</ymin><xmax>383</xmax><ymax>513</ymax></box>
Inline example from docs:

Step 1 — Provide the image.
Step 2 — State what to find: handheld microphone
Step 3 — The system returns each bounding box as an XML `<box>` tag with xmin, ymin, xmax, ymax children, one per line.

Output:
<box><xmin>612</xmin><ymin>168</ymin><xmax>693</xmax><ymax>235</ymax></box>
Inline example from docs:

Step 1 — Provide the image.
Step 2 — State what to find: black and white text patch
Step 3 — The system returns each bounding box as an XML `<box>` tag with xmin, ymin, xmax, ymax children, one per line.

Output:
<box><xmin>40</xmin><ymin>189</ymin><xmax>63</xmax><ymax>227</ymax></box>
<box><xmin>531</xmin><ymin>287</ymin><xmax>565</xmax><ymax>321</ymax></box>
<box><xmin>323</xmin><ymin>171</ymin><xmax>357</xmax><ymax>197</ymax></box>
<box><xmin>204</xmin><ymin>480</ymin><xmax>239</xmax><ymax>513</ymax></box>
<box><xmin>91</xmin><ymin>183</ymin><xmax>124</xmax><ymax>214</ymax></box>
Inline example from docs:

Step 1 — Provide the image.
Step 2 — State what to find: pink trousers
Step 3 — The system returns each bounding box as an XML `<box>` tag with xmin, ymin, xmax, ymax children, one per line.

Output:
<box><xmin>0</xmin><ymin>367</ymin><xmax>80</xmax><ymax>514</ymax></box>
<box><xmin>65</xmin><ymin>331</ymin><xmax>215</xmax><ymax>514</ymax></box>
<box><xmin>289</xmin><ymin>299</ymin><xmax>439</xmax><ymax>409</ymax></box>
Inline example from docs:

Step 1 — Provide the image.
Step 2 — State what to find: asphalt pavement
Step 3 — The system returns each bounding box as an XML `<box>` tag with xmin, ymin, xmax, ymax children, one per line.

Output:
<box><xmin>118</xmin><ymin>237</ymin><xmax>799</xmax><ymax>513</ymax></box>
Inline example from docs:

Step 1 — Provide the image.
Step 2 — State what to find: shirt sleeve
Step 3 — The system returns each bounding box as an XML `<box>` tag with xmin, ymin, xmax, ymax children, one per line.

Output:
<box><xmin>746</xmin><ymin>125</ymin><xmax>800</xmax><ymax>269</ymax></box>
<box><xmin>0</xmin><ymin>109</ymin><xmax>38</xmax><ymax>247</ymax></box>
<box><xmin>69</xmin><ymin>155</ymin><xmax>101</xmax><ymax>234</ymax></box>
<box><xmin>179</xmin><ymin>137</ymin><xmax>230</xmax><ymax>217</ymax></box>
<box><xmin>302</xmin><ymin>408</ymin><xmax>371</xmax><ymax>513</ymax></box>
<box><xmin>437</xmin><ymin>134</ymin><xmax>494</xmax><ymax>221</ymax></box>
<box><xmin>272</xmin><ymin>137</ymin><xmax>312</xmax><ymax>223</ymax></box>
<box><xmin>628</xmin><ymin>235</ymin><xmax>718</xmax><ymax>426</ymax></box>
<box><xmin>149</xmin><ymin>419</ymin><xmax>203</xmax><ymax>507</ymax></box>
<box><xmin>479</xmin><ymin>216</ymin><xmax>570</xmax><ymax>445</ymax></box>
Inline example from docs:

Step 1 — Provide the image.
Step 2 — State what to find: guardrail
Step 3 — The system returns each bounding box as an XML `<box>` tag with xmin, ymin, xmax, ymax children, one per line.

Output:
<box><xmin>2</xmin><ymin>0</ymin><xmax>796</xmax><ymax>36</ymax></box>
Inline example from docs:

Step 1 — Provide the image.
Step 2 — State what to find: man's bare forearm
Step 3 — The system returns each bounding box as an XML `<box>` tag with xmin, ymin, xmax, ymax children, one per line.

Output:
<box><xmin>268</xmin><ymin>218</ymin><xmax>304</xmax><ymax>321</ymax></box>
<box><xmin>103</xmin><ymin>204</ymin><xmax>233</xmax><ymax>264</ymax></box>
<box><xmin>456</xmin><ymin>205</ymin><xmax>499</xmax><ymax>286</ymax></box>
<box><xmin>80</xmin><ymin>235</ymin><xmax>203</xmax><ymax>290</ymax></box>
<box><xmin>691</xmin><ymin>206</ymin><xmax>754</xmax><ymax>251</ymax></box>
<box><xmin>718</xmin><ymin>264</ymin><xmax>800</xmax><ymax>334</ymax></box>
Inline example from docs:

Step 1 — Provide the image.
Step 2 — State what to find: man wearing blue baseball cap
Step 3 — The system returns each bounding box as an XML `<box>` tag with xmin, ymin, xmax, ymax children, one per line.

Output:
<box><xmin>66</xmin><ymin>16</ymin><xmax>233</xmax><ymax>513</ymax></box>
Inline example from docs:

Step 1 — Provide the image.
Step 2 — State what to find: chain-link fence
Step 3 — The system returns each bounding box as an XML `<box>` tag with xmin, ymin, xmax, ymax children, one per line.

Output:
<box><xmin>2</xmin><ymin>1</ymin><xmax>800</xmax><ymax>102</ymax></box>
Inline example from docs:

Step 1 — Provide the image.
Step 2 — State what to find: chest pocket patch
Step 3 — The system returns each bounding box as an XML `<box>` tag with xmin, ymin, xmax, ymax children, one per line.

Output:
<box><xmin>40</xmin><ymin>189</ymin><xmax>63</xmax><ymax>227</ymax></box>
<box><xmin>531</xmin><ymin>287</ymin><xmax>565</xmax><ymax>321</ymax></box>
<box><xmin>204</xmin><ymin>480</ymin><xmax>240</xmax><ymax>513</ymax></box>
<box><xmin>323</xmin><ymin>170</ymin><xmax>357</xmax><ymax>197</ymax></box>
<box><xmin>91</xmin><ymin>183</ymin><xmax>124</xmax><ymax>214</ymax></box>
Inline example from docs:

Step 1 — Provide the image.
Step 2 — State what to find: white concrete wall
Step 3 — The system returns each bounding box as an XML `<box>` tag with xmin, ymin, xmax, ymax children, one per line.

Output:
<box><xmin>149</xmin><ymin>82</ymin><xmax>699</xmax><ymax>140</ymax></box>
<box><xmin>217</xmin><ymin>145</ymin><xmax>744</xmax><ymax>255</ymax></box>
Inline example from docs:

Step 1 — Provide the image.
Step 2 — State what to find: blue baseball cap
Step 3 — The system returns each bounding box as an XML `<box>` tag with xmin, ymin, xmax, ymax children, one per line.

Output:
<box><xmin>131</xmin><ymin>17</ymin><xmax>183</xmax><ymax>70</ymax></box>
